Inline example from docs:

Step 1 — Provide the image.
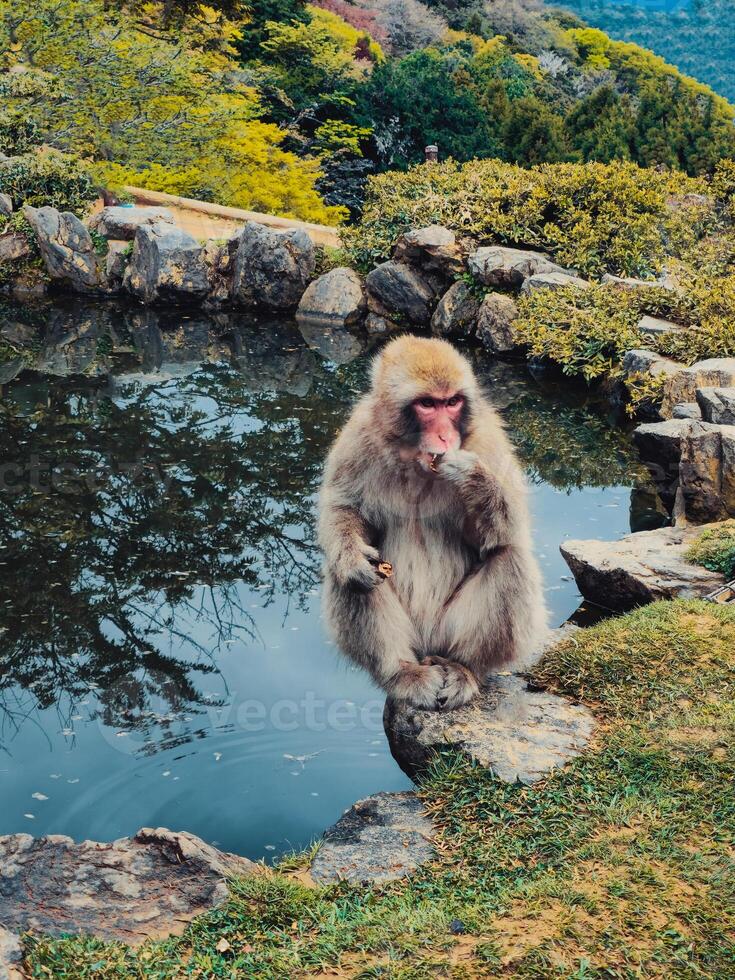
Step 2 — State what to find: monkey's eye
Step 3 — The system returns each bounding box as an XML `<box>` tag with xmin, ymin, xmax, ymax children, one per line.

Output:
<box><xmin>447</xmin><ymin>394</ymin><xmax>463</xmax><ymax>407</ymax></box>
<box><xmin>418</xmin><ymin>397</ymin><xmax>435</xmax><ymax>409</ymax></box>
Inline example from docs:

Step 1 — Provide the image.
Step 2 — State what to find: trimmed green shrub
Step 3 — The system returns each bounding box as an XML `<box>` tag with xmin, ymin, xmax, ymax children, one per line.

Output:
<box><xmin>345</xmin><ymin>158</ymin><xmax>707</xmax><ymax>275</ymax></box>
<box><xmin>686</xmin><ymin>521</ymin><xmax>735</xmax><ymax>578</ymax></box>
<box><xmin>0</xmin><ymin>149</ymin><xmax>97</xmax><ymax>216</ymax></box>
<box><xmin>514</xmin><ymin>284</ymin><xmax>649</xmax><ymax>381</ymax></box>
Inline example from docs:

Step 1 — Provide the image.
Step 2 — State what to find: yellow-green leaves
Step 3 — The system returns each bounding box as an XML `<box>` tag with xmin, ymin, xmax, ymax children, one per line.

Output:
<box><xmin>0</xmin><ymin>0</ymin><xmax>346</xmax><ymax>224</ymax></box>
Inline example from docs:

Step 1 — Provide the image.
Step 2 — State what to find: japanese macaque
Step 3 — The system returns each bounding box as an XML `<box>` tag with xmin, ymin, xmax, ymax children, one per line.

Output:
<box><xmin>318</xmin><ymin>335</ymin><xmax>547</xmax><ymax>710</ymax></box>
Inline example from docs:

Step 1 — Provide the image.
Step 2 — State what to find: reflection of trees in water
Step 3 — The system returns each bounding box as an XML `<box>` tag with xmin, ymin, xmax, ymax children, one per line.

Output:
<box><xmin>0</xmin><ymin>310</ymin><xmax>366</xmax><ymax>750</ymax></box>
<box><xmin>0</xmin><ymin>302</ymin><xmax>653</xmax><ymax>751</ymax></box>
<box><xmin>468</xmin><ymin>355</ymin><xmax>650</xmax><ymax>492</ymax></box>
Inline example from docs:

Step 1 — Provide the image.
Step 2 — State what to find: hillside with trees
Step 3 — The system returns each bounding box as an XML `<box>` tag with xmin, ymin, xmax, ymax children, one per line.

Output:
<box><xmin>550</xmin><ymin>0</ymin><xmax>735</xmax><ymax>103</ymax></box>
<box><xmin>1</xmin><ymin>0</ymin><xmax>735</xmax><ymax>221</ymax></box>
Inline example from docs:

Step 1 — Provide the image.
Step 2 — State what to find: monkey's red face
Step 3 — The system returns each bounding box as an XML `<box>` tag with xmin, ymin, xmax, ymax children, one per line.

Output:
<box><xmin>412</xmin><ymin>391</ymin><xmax>464</xmax><ymax>457</ymax></box>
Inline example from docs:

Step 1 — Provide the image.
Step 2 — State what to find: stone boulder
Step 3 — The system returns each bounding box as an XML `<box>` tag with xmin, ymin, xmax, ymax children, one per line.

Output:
<box><xmin>365</xmin><ymin>260</ymin><xmax>434</xmax><ymax>325</ymax></box>
<box><xmin>476</xmin><ymin>292</ymin><xmax>521</xmax><ymax>354</ymax></box>
<box><xmin>661</xmin><ymin>358</ymin><xmax>735</xmax><ymax>418</ymax></box>
<box><xmin>202</xmin><ymin>238</ymin><xmax>236</xmax><ymax>307</ymax></box>
<box><xmin>633</xmin><ymin>418</ymin><xmax>695</xmax><ymax>487</ymax></box>
<box><xmin>520</xmin><ymin>271</ymin><xmax>590</xmax><ymax>295</ymax></box>
<box><xmin>468</xmin><ymin>246</ymin><xmax>568</xmax><ymax>289</ymax></box>
<box><xmin>637</xmin><ymin>314</ymin><xmax>687</xmax><ymax>338</ymax></box>
<box><xmin>672</xmin><ymin>402</ymin><xmax>702</xmax><ymax>420</ymax></box>
<box><xmin>560</xmin><ymin>524</ymin><xmax>726</xmax><ymax>610</ymax></box>
<box><xmin>0</xmin><ymin>232</ymin><xmax>30</xmax><ymax>264</ymax></box>
<box><xmin>601</xmin><ymin>273</ymin><xmax>675</xmax><ymax>292</ymax></box>
<box><xmin>296</xmin><ymin>267</ymin><xmax>365</xmax><ymax>328</ymax></box>
<box><xmin>679</xmin><ymin>422</ymin><xmax>735</xmax><ymax>523</ymax></box>
<box><xmin>0</xmin><ymin>358</ymin><xmax>25</xmax><ymax>385</ymax></box>
<box><xmin>0</xmin><ymin>926</ymin><xmax>23</xmax><ymax>980</ymax></box>
<box><xmin>0</xmin><ymin>192</ymin><xmax>12</xmax><ymax>217</ymax></box>
<box><xmin>0</xmin><ymin>827</ymin><xmax>257</xmax><ymax>946</ymax></box>
<box><xmin>430</xmin><ymin>280</ymin><xmax>480</xmax><ymax>337</ymax></box>
<box><xmin>622</xmin><ymin>348</ymin><xmax>683</xmax><ymax>381</ymax></box>
<box><xmin>696</xmin><ymin>387</ymin><xmax>735</xmax><ymax>425</ymax></box>
<box><xmin>124</xmin><ymin>222</ymin><xmax>209</xmax><ymax>305</ymax></box>
<box><xmin>384</xmin><ymin>671</ymin><xmax>594</xmax><ymax>785</ymax></box>
<box><xmin>233</xmin><ymin>221</ymin><xmax>315</xmax><ymax>309</ymax></box>
<box><xmin>393</xmin><ymin>225</ymin><xmax>465</xmax><ymax>277</ymax></box>
<box><xmin>310</xmin><ymin>792</ymin><xmax>435</xmax><ymax>885</ymax></box>
<box><xmin>105</xmin><ymin>240</ymin><xmax>130</xmax><ymax>292</ymax></box>
<box><xmin>23</xmin><ymin>206</ymin><xmax>102</xmax><ymax>292</ymax></box>
<box><xmin>89</xmin><ymin>206</ymin><xmax>175</xmax><ymax>240</ymax></box>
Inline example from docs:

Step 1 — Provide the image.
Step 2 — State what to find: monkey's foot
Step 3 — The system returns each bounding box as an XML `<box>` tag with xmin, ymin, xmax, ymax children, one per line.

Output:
<box><xmin>388</xmin><ymin>662</ymin><xmax>447</xmax><ymax>709</ymax></box>
<box><xmin>423</xmin><ymin>656</ymin><xmax>480</xmax><ymax>710</ymax></box>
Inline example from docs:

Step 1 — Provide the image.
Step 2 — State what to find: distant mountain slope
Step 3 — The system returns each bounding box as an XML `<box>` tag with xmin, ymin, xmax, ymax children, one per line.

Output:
<box><xmin>549</xmin><ymin>0</ymin><xmax>735</xmax><ymax>101</ymax></box>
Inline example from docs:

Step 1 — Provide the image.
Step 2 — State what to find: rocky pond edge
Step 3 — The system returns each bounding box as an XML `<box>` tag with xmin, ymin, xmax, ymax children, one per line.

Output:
<box><xmin>2</xmin><ymin>206</ymin><xmax>735</xmax><ymax>973</ymax></box>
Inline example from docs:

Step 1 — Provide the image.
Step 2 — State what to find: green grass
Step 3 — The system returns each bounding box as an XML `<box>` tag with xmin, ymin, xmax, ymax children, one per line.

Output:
<box><xmin>25</xmin><ymin>600</ymin><xmax>735</xmax><ymax>978</ymax></box>
<box><xmin>686</xmin><ymin>521</ymin><xmax>735</xmax><ymax>580</ymax></box>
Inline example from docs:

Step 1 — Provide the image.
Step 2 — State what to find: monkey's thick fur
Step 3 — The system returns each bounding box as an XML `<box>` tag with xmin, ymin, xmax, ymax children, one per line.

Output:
<box><xmin>318</xmin><ymin>335</ymin><xmax>547</xmax><ymax>710</ymax></box>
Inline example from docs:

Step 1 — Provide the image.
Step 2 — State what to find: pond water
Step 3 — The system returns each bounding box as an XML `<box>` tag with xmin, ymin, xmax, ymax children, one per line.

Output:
<box><xmin>0</xmin><ymin>301</ymin><xmax>665</xmax><ymax>860</ymax></box>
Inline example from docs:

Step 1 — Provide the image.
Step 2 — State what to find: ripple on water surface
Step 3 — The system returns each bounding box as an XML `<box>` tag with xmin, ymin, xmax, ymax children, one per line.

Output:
<box><xmin>0</xmin><ymin>303</ymin><xmax>665</xmax><ymax>858</ymax></box>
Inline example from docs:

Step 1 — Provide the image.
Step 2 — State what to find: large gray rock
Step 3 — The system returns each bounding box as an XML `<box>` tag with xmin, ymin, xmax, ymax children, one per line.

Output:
<box><xmin>0</xmin><ymin>926</ymin><xmax>23</xmax><ymax>980</ymax></box>
<box><xmin>0</xmin><ymin>192</ymin><xmax>12</xmax><ymax>217</ymax></box>
<box><xmin>0</xmin><ymin>357</ymin><xmax>25</xmax><ymax>385</ymax></box>
<box><xmin>393</xmin><ymin>225</ymin><xmax>465</xmax><ymax>277</ymax></box>
<box><xmin>622</xmin><ymin>348</ymin><xmax>683</xmax><ymax>381</ymax></box>
<box><xmin>384</xmin><ymin>672</ymin><xmax>594</xmax><ymax>785</ymax></box>
<box><xmin>365</xmin><ymin>260</ymin><xmax>434</xmax><ymax>325</ymax></box>
<box><xmin>430</xmin><ymin>280</ymin><xmax>480</xmax><ymax>337</ymax></box>
<box><xmin>124</xmin><ymin>222</ymin><xmax>209</xmax><ymax>305</ymax></box>
<box><xmin>560</xmin><ymin>524</ymin><xmax>726</xmax><ymax>610</ymax></box>
<box><xmin>476</xmin><ymin>292</ymin><xmax>521</xmax><ymax>354</ymax></box>
<box><xmin>0</xmin><ymin>233</ymin><xmax>30</xmax><ymax>264</ymax></box>
<box><xmin>679</xmin><ymin>422</ymin><xmax>735</xmax><ymax>523</ymax></box>
<box><xmin>233</xmin><ymin>221</ymin><xmax>315</xmax><ymax>309</ymax></box>
<box><xmin>89</xmin><ymin>206</ymin><xmax>175</xmax><ymax>240</ymax></box>
<box><xmin>637</xmin><ymin>314</ymin><xmax>687</xmax><ymax>337</ymax></box>
<box><xmin>23</xmin><ymin>206</ymin><xmax>102</xmax><ymax>291</ymax></box>
<box><xmin>468</xmin><ymin>246</ymin><xmax>568</xmax><ymax>289</ymax></box>
<box><xmin>601</xmin><ymin>273</ymin><xmax>675</xmax><ymax>292</ymax></box>
<box><xmin>105</xmin><ymin>240</ymin><xmax>130</xmax><ymax>292</ymax></box>
<box><xmin>0</xmin><ymin>827</ymin><xmax>257</xmax><ymax>946</ymax></box>
<box><xmin>633</xmin><ymin>418</ymin><xmax>695</xmax><ymax>475</ymax></box>
<box><xmin>310</xmin><ymin>792</ymin><xmax>435</xmax><ymax>885</ymax></box>
<box><xmin>520</xmin><ymin>271</ymin><xmax>590</xmax><ymax>295</ymax></box>
<box><xmin>696</xmin><ymin>387</ymin><xmax>735</xmax><ymax>425</ymax></box>
<box><xmin>661</xmin><ymin>358</ymin><xmax>735</xmax><ymax>418</ymax></box>
<box><xmin>296</xmin><ymin>267</ymin><xmax>365</xmax><ymax>328</ymax></box>
<box><xmin>672</xmin><ymin>402</ymin><xmax>702</xmax><ymax>420</ymax></box>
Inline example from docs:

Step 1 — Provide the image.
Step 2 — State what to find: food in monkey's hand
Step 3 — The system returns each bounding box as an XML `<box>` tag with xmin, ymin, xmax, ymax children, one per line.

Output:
<box><xmin>368</xmin><ymin>556</ymin><xmax>394</xmax><ymax>578</ymax></box>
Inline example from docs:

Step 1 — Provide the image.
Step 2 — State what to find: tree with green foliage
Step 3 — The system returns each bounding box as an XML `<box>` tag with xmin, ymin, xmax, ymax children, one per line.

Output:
<box><xmin>0</xmin><ymin>0</ymin><xmax>346</xmax><ymax>222</ymax></box>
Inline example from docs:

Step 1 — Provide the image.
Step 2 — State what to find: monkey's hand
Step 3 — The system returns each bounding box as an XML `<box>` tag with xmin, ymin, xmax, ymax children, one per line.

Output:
<box><xmin>334</xmin><ymin>541</ymin><xmax>384</xmax><ymax>591</ymax></box>
<box><xmin>436</xmin><ymin>448</ymin><xmax>480</xmax><ymax>483</ymax></box>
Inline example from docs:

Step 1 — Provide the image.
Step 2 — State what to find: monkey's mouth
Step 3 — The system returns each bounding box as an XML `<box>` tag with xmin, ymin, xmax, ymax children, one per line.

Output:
<box><xmin>428</xmin><ymin>453</ymin><xmax>443</xmax><ymax>473</ymax></box>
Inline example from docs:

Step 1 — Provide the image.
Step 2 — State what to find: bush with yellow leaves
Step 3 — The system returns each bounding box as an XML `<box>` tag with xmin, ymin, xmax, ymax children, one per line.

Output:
<box><xmin>346</xmin><ymin>158</ymin><xmax>708</xmax><ymax>274</ymax></box>
<box><xmin>0</xmin><ymin>0</ymin><xmax>346</xmax><ymax>225</ymax></box>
